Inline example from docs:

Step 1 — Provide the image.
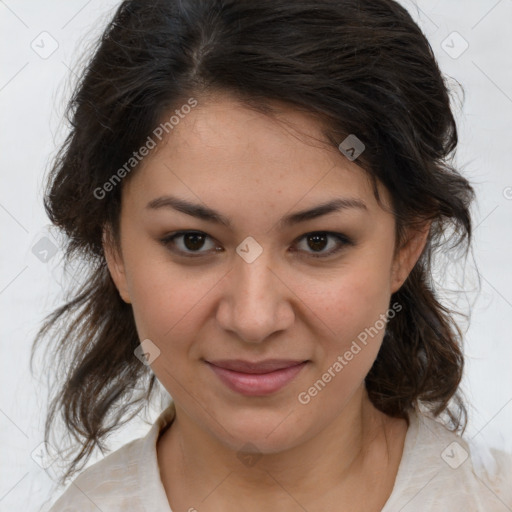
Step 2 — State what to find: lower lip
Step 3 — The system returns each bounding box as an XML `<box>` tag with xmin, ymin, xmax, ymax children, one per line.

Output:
<box><xmin>207</xmin><ymin>362</ymin><xmax>308</xmax><ymax>396</ymax></box>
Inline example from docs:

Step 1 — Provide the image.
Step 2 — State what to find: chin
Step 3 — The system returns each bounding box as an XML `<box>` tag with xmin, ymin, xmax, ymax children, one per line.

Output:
<box><xmin>207</xmin><ymin>407</ymin><xmax>307</xmax><ymax>454</ymax></box>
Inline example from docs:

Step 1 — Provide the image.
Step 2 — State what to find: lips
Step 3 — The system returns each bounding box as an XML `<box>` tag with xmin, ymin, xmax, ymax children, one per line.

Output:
<box><xmin>208</xmin><ymin>359</ymin><xmax>306</xmax><ymax>373</ymax></box>
<box><xmin>205</xmin><ymin>359</ymin><xmax>308</xmax><ymax>396</ymax></box>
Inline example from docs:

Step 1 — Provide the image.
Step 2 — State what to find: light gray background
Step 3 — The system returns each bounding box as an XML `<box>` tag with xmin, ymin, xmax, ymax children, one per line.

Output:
<box><xmin>1</xmin><ymin>1</ymin><xmax>511</xmax><ymax>510</ymax></box>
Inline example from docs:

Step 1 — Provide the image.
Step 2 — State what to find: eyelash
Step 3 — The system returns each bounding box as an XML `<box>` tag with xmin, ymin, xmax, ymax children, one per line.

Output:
<box><xmin>159</xmin><ymin>230</ymin><xmax>353</xmax><ymax>259</ymax></box>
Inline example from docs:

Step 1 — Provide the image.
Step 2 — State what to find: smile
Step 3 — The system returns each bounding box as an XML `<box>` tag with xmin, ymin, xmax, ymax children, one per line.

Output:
<box><xmin>205</xmin><ymin>359</ymin><xmax>309</xmax><ymax>396</ymax></box>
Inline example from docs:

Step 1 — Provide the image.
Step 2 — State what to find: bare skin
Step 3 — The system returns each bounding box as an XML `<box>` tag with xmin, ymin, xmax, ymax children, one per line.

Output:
<box><xmin>157</xmin><ymin>388</ymin><xmax>408</xmax><ymax>512</ymax></box>
<box><xmin>104</xmin><ymin>92</ymin><xmax>429</xmax><ymax>511</ymax></box>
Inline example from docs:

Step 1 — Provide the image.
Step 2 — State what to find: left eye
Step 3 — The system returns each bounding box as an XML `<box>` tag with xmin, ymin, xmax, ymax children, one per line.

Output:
<box><xmin>160</xmin><ymin>231</ymin><xmax>351</xmax><ymax>258</ymax></box>
<box><xmin>292</xmin><ymin>232</ymin><xmax>351</xmax><ymax>258</ymax></box>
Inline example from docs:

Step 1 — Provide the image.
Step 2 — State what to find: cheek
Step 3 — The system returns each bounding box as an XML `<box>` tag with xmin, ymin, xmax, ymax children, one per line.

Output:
<box><xmin>295</xmin><ymin>256</ymin><xmax>393</xmax><ymax>343</ymax></box>
<box><xmin>126</xmin><ymin>260</ymin><xmax>217</xmax><ymax>392</ymax></box>
<box><xmin>292</xmin><ymin>255</ymin><xmax>395</xmax><ymax>407</ymax></box>
<box><xmin>293</xmin><ymin>264</ymin><xmax>394</xmax><ymax>411</ymax></box>
<box><xmin>124</xmin><ymin>251</ymin><xmax>224</xmax><ymax>350</ymax></box>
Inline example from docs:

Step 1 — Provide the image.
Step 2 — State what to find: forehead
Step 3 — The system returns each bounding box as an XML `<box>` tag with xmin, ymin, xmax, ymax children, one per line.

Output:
<box><xmin>125</xmin><ymin>94</ymin><xmax>389</xmax><ymax>214</ymax></box>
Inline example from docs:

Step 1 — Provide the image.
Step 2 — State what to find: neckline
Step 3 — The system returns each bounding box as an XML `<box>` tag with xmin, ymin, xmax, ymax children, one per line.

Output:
<box><xmin>380</xmin><ymin>407</ymin><xmax>422</xmax><ymax>511</ymax></box>
<box><xmin>137</xmin><ymin>403</ymin><xmax>177</xmax><ymax>511</ymax></box>
<box><xmin>142</xmin><ymin>403</ymin><xmax>422</xmax><ymax>512</ymax></box>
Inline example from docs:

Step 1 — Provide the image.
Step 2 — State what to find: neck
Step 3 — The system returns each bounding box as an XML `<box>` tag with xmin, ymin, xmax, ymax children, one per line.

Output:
<box><xmin>157</xmin><ymin>387</ymin><xmax>407</xmax><ymax>512</ymax></box>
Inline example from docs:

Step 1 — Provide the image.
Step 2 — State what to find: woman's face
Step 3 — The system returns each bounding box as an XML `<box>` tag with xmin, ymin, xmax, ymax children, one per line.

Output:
<box><xmin>106</xmin><ymin>94</ymin><xmax>426</xmax><ymax>454</ymax></box>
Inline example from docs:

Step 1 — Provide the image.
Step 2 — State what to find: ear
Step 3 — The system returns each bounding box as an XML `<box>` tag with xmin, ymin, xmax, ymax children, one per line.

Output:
<box><xmin>103</xmin><ymin>227</ymin><xmax>131</xmax><ymax>304</ymax></box>
<box><xmin>390</xmin><ymin>221</ymin><xmax>431</xmax><ymax>294</ymax></box>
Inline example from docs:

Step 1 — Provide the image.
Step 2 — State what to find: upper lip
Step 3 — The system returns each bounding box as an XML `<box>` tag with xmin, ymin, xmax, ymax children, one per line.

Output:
<box><xmin>206</xmin><ymin>359</ymin><xmax>307</xmax><ymax>374</ymax></box>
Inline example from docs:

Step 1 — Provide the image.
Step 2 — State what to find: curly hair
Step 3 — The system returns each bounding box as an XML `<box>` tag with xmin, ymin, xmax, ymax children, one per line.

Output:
<box><xmin>32</xmin><ymin>0</ymin><xmax>475</xmax><ymax>483</ymax></box>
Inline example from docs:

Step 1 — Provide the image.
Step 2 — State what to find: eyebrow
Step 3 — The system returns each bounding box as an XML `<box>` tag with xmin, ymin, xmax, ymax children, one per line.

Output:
<box><xmin>146</xmin><ymin>194</ymin><xmax>367</xmax><ymax>229</ymax></box>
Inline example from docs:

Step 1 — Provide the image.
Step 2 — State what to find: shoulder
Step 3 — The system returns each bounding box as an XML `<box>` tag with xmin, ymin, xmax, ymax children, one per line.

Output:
<box><xmin>47</xmin><ymin>437</ymin><xmax>147</xmax><ymax>512</ymax></box>
<box><xmin>465</xmin><ymin>436</ymin><xmax>512</xmax><ymax>507</ymax></box>
<box><xmin>47</xmin><ymin>403</ymin><xmax>176</xmax><ymax>512</ymax></box>
<box><xmin>384</xmin><ymin>409</ymin><xmax>512</xmax><ymax>511</ymax></box>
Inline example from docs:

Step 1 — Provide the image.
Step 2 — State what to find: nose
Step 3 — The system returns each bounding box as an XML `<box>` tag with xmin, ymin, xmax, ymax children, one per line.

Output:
<box><xmin>215</xmin><ymin>248</ymin><xmax>295</xmax><ymax>344</ymax></box>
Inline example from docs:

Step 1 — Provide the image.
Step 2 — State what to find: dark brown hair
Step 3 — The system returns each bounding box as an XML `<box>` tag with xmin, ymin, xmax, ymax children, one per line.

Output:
<box><xmin>33</xmin><ymin>0</ymin><xmax>475</xmax><ymax>483</ymax></box>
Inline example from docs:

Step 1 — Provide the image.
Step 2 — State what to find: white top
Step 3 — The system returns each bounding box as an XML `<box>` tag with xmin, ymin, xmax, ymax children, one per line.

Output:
<box><xmin>47</xmin><ymin>402</ymin><xmax>512</xmax><ymax>511</ymax></box>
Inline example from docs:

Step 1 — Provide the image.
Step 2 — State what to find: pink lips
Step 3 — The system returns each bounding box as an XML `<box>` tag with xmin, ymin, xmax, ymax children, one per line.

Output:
<box><xmin>206</xmin><ymin>359</ymin><xmax>308</xmax><ymax>396</ymax></box>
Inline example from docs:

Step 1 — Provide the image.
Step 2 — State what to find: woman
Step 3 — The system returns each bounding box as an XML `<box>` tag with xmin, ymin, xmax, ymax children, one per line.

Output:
<box><xmin>35</xmin><ymin>0</ymin><xmax>511</xmax><ymax>510</ymax></box>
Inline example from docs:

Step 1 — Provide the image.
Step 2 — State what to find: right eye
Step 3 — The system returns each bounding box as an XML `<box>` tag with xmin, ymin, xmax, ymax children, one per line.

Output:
<box><xmin>160</xmin><ymin>231</ymin><xmax>224</xmax><ymax>257</ymax></box>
